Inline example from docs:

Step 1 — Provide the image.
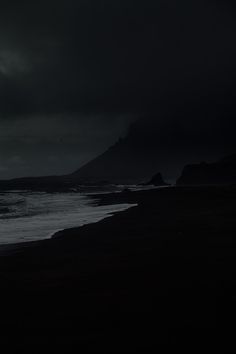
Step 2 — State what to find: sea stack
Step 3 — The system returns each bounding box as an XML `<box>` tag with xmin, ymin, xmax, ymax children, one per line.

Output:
<box><xmin>143</xmin><ymin>172</ymin><xmax>168</xmax><ymax>186</ymax></box>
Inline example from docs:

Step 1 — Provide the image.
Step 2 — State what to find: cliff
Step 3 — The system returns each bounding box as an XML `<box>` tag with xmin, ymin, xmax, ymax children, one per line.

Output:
<box><xmin>177</xmin><ymin>155</ymin><xmax>236</xmax><ymax>185</ymax></box>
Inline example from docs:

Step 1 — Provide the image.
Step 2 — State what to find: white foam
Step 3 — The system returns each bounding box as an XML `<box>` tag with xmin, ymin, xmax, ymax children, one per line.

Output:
<box><xmin>0</xmin><ymin>191</ymin><xmax>136</xmax><ymax>245</ymax></box>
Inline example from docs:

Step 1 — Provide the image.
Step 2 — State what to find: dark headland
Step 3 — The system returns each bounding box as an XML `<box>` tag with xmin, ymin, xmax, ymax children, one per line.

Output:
<box><xmin>177</xmin><ymin>154</ymin><xmax>236</xmax><ymax>186</ymax></box>
<box><xmin>0</xmin><ymin>185</ymin><xmax>236</xmax><ymax>352</ymax></box>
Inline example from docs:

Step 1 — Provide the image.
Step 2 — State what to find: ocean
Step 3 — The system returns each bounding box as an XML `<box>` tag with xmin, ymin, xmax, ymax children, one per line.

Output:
<box><xmin>0</xmin><ymin>188</ymin><xmax>136</xmax><ymax>245</ymax></box>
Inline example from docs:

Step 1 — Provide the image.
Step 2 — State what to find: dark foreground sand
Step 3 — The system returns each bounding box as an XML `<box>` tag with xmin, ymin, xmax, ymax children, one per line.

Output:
<box><xmin>0</xmin><ymin>186</ymin><xmax>236</xmax><ymax>352</ymax></box>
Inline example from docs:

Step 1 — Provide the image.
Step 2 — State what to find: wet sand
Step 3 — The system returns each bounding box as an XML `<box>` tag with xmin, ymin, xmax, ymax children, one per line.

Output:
<box><xmin>0</xmin><ymin>186</ymin><xmax>236</xmax><ymax>352</ymax></box>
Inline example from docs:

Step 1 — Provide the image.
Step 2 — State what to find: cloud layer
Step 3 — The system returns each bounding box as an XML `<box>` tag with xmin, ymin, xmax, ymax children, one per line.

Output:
<box><xmin>1</xmin><ymin>0</ymin><xmax>236</xmax><ymax>116</ymax></box>
<box><xmin>0</xmin><ymin>1</ymin><xmax>236</xmax><ymax>177</ymax></box>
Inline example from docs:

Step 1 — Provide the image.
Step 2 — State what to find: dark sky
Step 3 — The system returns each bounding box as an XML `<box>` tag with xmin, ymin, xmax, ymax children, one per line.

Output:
<box><xmin>1</xmin><ymin>0</ymin><xmax>236</xmax><ymax>178</ymax></box>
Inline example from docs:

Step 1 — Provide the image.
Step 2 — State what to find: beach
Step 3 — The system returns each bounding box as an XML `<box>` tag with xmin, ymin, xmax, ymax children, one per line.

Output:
<box><xmin>0</xmin><ymin>186</ymin><xmax>236</xmax><ymax>352</ymax></box>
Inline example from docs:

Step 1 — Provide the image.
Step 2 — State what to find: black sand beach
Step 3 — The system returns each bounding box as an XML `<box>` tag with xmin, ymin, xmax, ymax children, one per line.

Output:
<box><xmin>0</xmin><ymin>186</ymin><xmax>236</xmax><ymax>352</ymax></box>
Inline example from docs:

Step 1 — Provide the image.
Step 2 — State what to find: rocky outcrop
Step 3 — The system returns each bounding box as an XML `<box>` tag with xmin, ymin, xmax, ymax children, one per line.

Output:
<box><xmin>143</xmin><ymin>173</ymin><xmax>168</xmax><ymax>186</ymax></box>
<box><xmin>177</xmin><ymin>155</ymin><xmax>236</xmax><ymax>185</ymax></box>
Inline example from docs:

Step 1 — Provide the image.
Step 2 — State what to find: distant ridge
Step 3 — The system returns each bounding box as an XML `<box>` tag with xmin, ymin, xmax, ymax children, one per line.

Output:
<box><xmin>0</xmin><ymin>175</ymin><xmax>68</xmax><ymax>192</ymax></box>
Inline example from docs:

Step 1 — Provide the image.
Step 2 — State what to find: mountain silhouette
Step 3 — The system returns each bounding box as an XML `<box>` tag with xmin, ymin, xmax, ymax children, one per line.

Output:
<box><xmin>1</xmin><ymin>92</ymin><xmax>236</xmax><ymax>187</ymax></box>
<box><xmin>70</xmin><ymin>95</ymin><xmax>236</xmax><ymax>184</ymax></box>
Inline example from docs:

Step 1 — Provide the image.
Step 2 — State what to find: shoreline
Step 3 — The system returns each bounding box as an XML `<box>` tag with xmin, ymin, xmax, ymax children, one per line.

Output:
<box><xmin>0</xmin><ymin>184</ymin><xmax>167</xmax><ymax>253</ymax></box>
<box><xmin>51</xmin><ymin>202</ymin><xmax>138</xmax><ymax>240</ymax></box>
<box><xmin>0</xmin><ymin>189</ymin><xmax>138</xmax><ymax>251</ymax></box>
<box><xmin>0</xmin><ymin>185</ymin><xmax>236</xmax><ymax>351</ymax></box>
<box><xmin>0</xmin><ymin>184</ymin><xmax>232</xmax><ymax>253</ymax></box>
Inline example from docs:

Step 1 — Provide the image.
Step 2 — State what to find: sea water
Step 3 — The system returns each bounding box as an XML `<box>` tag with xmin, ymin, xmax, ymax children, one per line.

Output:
<box><xmin>0</xmin><ymin>190</ymin><xmax>136</xmax><ymax>245</ymax></box>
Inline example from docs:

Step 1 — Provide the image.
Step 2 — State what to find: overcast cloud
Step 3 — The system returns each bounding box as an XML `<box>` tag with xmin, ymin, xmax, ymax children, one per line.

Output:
<box><xmin>1</xmin><ymin>1</ymin><xmax>236</xmax><ymax>177</ymax></box>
